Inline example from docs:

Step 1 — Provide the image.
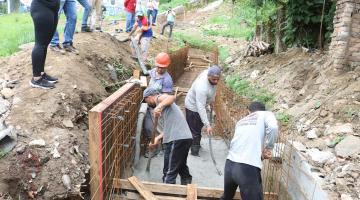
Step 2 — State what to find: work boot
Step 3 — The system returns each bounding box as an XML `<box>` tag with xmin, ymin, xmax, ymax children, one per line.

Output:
<box><xmin>190</xmin><ymin>145</ymin><xmax>200</xmax><ymax>156</ymax></box>
<box><xmin>180</xmin><ymin>177</ymin><xmax>192</xmax><ymax>185</ymax></box>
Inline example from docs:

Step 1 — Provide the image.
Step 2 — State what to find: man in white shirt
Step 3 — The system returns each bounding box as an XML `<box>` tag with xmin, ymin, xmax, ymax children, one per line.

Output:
<box><xmin>185</xmin><ymin>65</ymin><xmax>221</xmax><ymax>156</ymax></box>
<box><xmin>221</xmin><ymin>102</ymin><xmax>279</xmax><ymax>200</ymax></box>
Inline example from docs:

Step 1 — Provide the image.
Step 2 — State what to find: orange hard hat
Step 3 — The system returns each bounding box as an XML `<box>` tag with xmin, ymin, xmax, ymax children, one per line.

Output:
<box><xmin>155</xmin><ymin>52</ymin><xmax>171</xmax><ymax>68</ymax></box>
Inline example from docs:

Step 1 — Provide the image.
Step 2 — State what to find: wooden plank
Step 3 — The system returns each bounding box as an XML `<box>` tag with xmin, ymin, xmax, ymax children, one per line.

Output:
<box><xmin>174</xmin><ymin>87</ymin><xmax>179</xmax><ymax>97</ymax></box>
<box><xmin>128</xmin><ymin>176</ymin><xmax>158</xmax><ymax>200</ymax></box>
<box><xmin>186</xmin><ymin>184</ymin><xmax>197</xmax><ymax>200</ymax></box>
<box><xmin>126</xmin><ymin>192</ymin><xmax>186</xmax><ymax>200</ymax></box>
<box><xmin>140</xmin><ymin>76</ymin><xmax>148</xmax><ymax>88</ymax></box>
<box><xmin>177</xmin><ymin>87</ymin><xmax>189</xmax><ymax>93</ymax></box>
<box><xmin>133</xmin><ymin>70</ymin><xmax>141</xmax><ymax>79</ymax></box>
<box><xmin>90</xmin><ymin>83</ymin><xmax>135</xmax><ymax>112</ymax></box>
<box><xmin>89</xmin><ymin>111</ymin><xmax>103</xmax><ymax>200</ymax></box>
<box><xmin>116</xmin><ymin>179</ymin><xmax>278</xmax><ymax>199</ymax></box>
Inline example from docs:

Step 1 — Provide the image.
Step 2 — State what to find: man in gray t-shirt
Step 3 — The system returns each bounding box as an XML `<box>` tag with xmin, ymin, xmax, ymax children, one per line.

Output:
<box><xmin>221</xmin><ymin>102</ymin><xmax>278</xmax><ymax>200</ymax></box>
<box><xmin>143</xmin><ymin>87</ymin><xmax>193</xmax><ymax>185</ymax></box>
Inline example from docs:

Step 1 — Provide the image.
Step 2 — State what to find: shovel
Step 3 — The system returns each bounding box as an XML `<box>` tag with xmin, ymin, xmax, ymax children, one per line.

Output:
<box><xmin>146</xmin><ymin>116</ymin><xmax>159</xmax><ymax>172</ymax></box>
<box><xmin>208</xmin><ymin>107</ymin><xmax>222</xmax><ymax>176</ymax></box>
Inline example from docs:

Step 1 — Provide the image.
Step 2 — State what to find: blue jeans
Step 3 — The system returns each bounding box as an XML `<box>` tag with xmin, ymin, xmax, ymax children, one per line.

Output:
<box><xmin>147</xmin><ymin>9</ymin><xmax>153</xmax><ymax>24</ymax></box>
<box><xmin>51</xmin><ymin>0</ymin><xmax>77</xmax><ymax>46</ymax></box>
<box><xmin>77</xmin><ymin>0</ymin><xmax>91</xmax><ymax>27</ymax></box>
<box><xmin>125</xmin><ymin>10</ymin><xmax>135</xmax><ymax>32</ymax></box>
<box><xmin>152</xmin><ymin>9</ymin><xmax>158</xmax><ymax>24</ymax></box>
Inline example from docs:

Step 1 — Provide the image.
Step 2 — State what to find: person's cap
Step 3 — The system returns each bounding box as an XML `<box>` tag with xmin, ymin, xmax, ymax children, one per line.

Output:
<box><xmin>143</xmin><ymin>87</ymin><xmax>160</xmax><ymax>101</ymax></box>
<box><xmin>136</xmin><ymin>10</ymin><xmax>144</xmax><ymax>17</ymax></box>
<box><xmin>207</xmin><ymin>65</ymin><xmax>222</xmax><ymax>77</ymax></box>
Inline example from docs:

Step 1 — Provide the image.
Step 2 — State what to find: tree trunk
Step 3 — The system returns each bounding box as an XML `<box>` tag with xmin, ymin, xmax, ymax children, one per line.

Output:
<box><xmin>275</xmin><ymin>5</ymin><xmax>286</xmax><ymax>54</ymax></box>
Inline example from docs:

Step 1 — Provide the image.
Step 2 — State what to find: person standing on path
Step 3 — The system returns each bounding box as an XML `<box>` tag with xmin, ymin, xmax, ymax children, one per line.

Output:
<box><xmin>220</xmin><ymin>102</ymin><xmax>278</xmax><ymax>200</ymax></box>
<box><xmin>124</xmin><ymin>0</ymin><xmax>136</xmax><ymax>33</ymax></box>
<box><xmin>129</xmin><ymin>10</ymin><xmax>153</xmax><ymax>62</ymax></box>
<box><xmin>146</xmin><ymin>0</ymin><xmax>154</xmax><ymax>26</ymax></box>
<box><xmin>89</xmin><ymin>0</ymin><xmax>104</xmax><ymax>32</ymax></box>
<box><xmin>144</xmin><ymin>87</ymin><xmax>193</xmax><ymax>185</ymax></box>
<box><xmin>49</xmin><ymin>0</ymin><xmax>79</xmax><ymax>54</ymax></box>
<box><xmin>78</xmin><ymin>0</ymin><xmax>92</xmax><ymax>32</ymax></box>
<box><xmin>185</xmin><ymin>65</ymin><xmax>221</xmax><ymax>156</ymax></box>
<box><xmin>151</xmin><ymin>0</ymin><xmax>159</xmax><ymax>25</ymax></box>
<box><xmin>161</xmin><ymin>8</ymin><xmax>175</xmax><ymax>38</ymax></box>
<box><xmin>29</xmin><ymin>0</ymin><xmax>60</xmax><ymax>89</ymax></box>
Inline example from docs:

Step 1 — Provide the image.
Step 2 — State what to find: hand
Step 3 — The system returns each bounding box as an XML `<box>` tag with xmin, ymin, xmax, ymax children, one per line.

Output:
<box><xmin>261</xmin><ymin>149</ymin><xmax>272</xmax><ymax>160</ymax></box>
<box><xmin>148</xmin><ymin>136</ymin><xmax>161</xmax><ymax>150</ymax></box>
<box><xmin>206</xmin><ymin>126</ymin><xmax>213</xmax><ymax>136</ymax></box>
<box><xmin>154</xmin><ymin>105</ymin><xmax>163</xmax><ymax>118</ymax></box>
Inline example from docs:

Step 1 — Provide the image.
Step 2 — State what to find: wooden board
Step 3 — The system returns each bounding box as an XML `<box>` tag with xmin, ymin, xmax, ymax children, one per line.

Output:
<box><xmin>128</xmin><ymin>176</ymin><xmax>158</xmax><ymax>200</ymax></box>
<box><xmin>140</xmin><ymin>76</ymin><xmax>148</xmax><ymax>88</ymax></box>
<box><xmin>186</xmin><ymin>184</ymin><xmax>197</xmax><ymax>200</ymax></box>
<box><xmin>89</xmin><ymin>111</ymin><xmax>103</xmax><ymax>200</ymax></box>
<box><xmin>133</xmin><ymin>70</ymin><xmax>141</xmax><ymax>79</ymax></box>
<box><xmin>125</xmin><ymin>192</ymin><xmax>186</xmax><ymax>200</ymax></box>
<box><xmin>115</xmin><ymin>179</ymin><xmax>278</xmax><ymax>199</ymax></box>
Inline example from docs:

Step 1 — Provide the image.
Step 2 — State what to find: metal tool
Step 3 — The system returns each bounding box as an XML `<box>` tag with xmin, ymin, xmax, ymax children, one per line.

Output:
<box><xmin>208</xmin><ymin>107</ymin><xmax>222</xmax><ymax>176</ymax></box>
<box><xmin>146</xmin><ymin>116</ymin><xmax>159</xmax><ymax>172</ymax></box>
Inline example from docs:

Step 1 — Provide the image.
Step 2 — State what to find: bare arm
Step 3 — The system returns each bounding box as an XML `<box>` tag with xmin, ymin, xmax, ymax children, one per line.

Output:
<box><xmin>153</xmin><ymin>94</ymin><xmax>176</xmax><ymax>117</ymax></box>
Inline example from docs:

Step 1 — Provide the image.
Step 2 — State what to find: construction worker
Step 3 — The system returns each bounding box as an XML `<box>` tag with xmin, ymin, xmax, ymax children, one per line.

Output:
<box><xmin>129</xmin><ymin>10</ymin><xmax>153</xmax><ymax>62</ymax></box>
<box><xmin>221</xmin><ymin>102</ymin><xmax>278</xmax><ymax>200</ymax></box>
<box><xmin>144</xmin><ymin>87</ymin><xmax>193</xmax><ymax>185</ymax></box>
<box><xmin>143</xmin><ymin>52</ymin><xmax>173</xmax><ymax>157</ymax></box>
<box><xmin>148</xmin><ymin>52</ymin><xmax>173</xmax><ymax>93</ymax></box>
<box><xmin>184</xmin><ymin>65</ymin><xmax>221</xmax><ymax>156</ymax></box>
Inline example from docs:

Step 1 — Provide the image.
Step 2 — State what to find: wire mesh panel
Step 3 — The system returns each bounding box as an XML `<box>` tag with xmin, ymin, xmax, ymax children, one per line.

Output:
<box><xmin>167</xmin><ymin>46</ymin><xmax>189</xmax><ymax>83</ymax></box>
<box><xmin>89</xmin><ymin>83</ymin><xmax>142</xmax><ymax>200</ymax></box>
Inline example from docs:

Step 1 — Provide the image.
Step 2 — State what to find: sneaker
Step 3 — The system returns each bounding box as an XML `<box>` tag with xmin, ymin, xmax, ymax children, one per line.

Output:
<box><xmin>29</xmin><ymin>77</ymin><xmax>55</xmax><ymax>89</ymax></box>
<box><xmin>50</xmin><ymin>45</ymin><xmax>65</xmax><ymax>55</ymax></box>
<box><xmin>42</xmin><ymin>73</ymin><xmax>58</xmax><ymax>83</ymax></box>
<box><xmin>64</xmin><ymin>45</ymin><xmax>79</xmax><ymax>55</ymax></box>
<box><xmin>81</xmin><ymin>26</ymin><xmax>92</xmax><ymax>32</ymax></box>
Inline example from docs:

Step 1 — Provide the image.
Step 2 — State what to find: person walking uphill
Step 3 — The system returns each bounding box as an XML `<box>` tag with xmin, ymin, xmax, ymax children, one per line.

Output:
<box><xmin>29</xmin><ymin>0</ymin><xmax>60</xmax><ymax>89</ymax></box>
<box><xmin>161</xmin><ymin>8</ymin><xmax>175</xmax><ymax>38</ymax></box>
<box><xmin>124</xmin><ymin>0</ymin><xmax>136</xmax><ymax>33</ymax></box>
<box><xmin>185</xmin><ymin>65</ymin><xmax>221</xmax><ymax>156</ymax></box>
<box><xmin>221</xmin><ymin>102</ymin><xmax>278</xmax><ymax>200</ymax></box>
<box><xmin>144</xmin><ymin>88</ymin><xmax>193</xmax><ymax>185</ymax></box>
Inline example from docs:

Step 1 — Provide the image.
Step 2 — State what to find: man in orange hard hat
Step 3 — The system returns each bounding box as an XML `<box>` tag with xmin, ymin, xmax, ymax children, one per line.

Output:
<box><xmin>148</xmin><ymin>52</ymin><xmax>173</xmax><ymax>93</ymax></box>
<box><xmin>144</xmin><ymin>52</ymin><xmax>174</xmax><ymax>158</ymax></box>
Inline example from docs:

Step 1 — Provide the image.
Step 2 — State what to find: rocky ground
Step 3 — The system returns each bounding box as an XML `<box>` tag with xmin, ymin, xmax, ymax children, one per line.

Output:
<box><xmin>224</xmin><ymin>48</ymin><xmax>360</xmax><ymax>199</ymax></box>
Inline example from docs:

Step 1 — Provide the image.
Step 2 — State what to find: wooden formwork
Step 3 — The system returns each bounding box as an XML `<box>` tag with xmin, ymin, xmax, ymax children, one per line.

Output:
<box><xmin>89</xmin><ymin>83</ymin><xmax>143</xmax><ymax>200</ymax></box>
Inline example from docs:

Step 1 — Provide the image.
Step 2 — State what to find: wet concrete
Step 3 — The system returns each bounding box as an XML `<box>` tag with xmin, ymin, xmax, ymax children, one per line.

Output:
<box><xmin>133</xmin><ymin>135</ymin><xmax>228</xmax><ymax>188</ymax></box>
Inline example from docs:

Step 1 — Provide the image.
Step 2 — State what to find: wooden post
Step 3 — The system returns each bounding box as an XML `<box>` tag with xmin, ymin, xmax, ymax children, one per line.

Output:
<box><xmin>89</xmin><ymin>110</ymin><xmax>104</xmax><ymax>200</ymax></box>
<box><xmin>186</xmin><ymin>184</ymin><xmax>197</xmax><ymax>200</ymax></box>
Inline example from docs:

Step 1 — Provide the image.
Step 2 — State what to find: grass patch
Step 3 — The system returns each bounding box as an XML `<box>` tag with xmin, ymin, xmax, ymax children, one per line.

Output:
<box><xmin>0</xmin><ymin>13</ymin><xmax>34</xmax><ymax>56</ymax></box>
<box><xmin>159</xmin><ymin>0</ymin><xmax>188</xmax><ymax>12</ymax></box>
<box><xmin>276</xmin><ymin>112</ymin><xmax>291</xmax><ymax>123</ymax></box>
<box><xmin>173</xmin><ymin>32</ymin><xmax>216</xmax><ymax>51</ymax></box>
<box><xmin>226</xmin><ymin>75</ymin><xmax>275</xmax><ymax>107</ymax></box>
<box><xmin>219</xmin><ymin>45</ymin><xmax>230</xmax><ymax>63</ymax></box>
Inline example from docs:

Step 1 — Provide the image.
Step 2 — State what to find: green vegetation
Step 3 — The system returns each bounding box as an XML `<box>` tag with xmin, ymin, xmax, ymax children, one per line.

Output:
<box><xmin>159</xmin><ymin>0</ymin><xmax>188</xmax><ymax>12</ymax></box>
<box><xmin>226</xmin><ymin>75</ymin><xmax>275</xmax><ymax>106</ymax></box>
<box><xmin>219</xmin><ymin>45</ymin><xmax>229</xmax><ymax>63</ymax></box>
<box><xmin>276</xmin><ymin>112</ymin><xmax>291</xmax><ymax>123</ymax></box>
<box><xmin>0</xmin><ymin>13</ymin><xmax>34</xmax><ymax>56</ymax></box>
<box><xmin>173</xmin><ymin>32</ymin><xmax>216</xmax><ymax>50</ymax></box>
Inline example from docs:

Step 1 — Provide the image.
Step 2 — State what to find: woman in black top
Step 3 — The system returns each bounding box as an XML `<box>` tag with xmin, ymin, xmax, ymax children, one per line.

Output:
<box><xmin>29</xmin><ymin>0</ymin><xmax>60</xmax><ymax>89</ymax></box>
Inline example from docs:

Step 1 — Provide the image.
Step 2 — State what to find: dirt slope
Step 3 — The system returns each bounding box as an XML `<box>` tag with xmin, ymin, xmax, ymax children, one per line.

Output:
<box><xmin>0</xmin><ymin>32</ymin><xmax>141</xmax><ymax>199</ymax></box>
<box><xmin>225</xmin><ymin>48</ymin><xmax>360</xmax><ymax>199</ymax></box>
